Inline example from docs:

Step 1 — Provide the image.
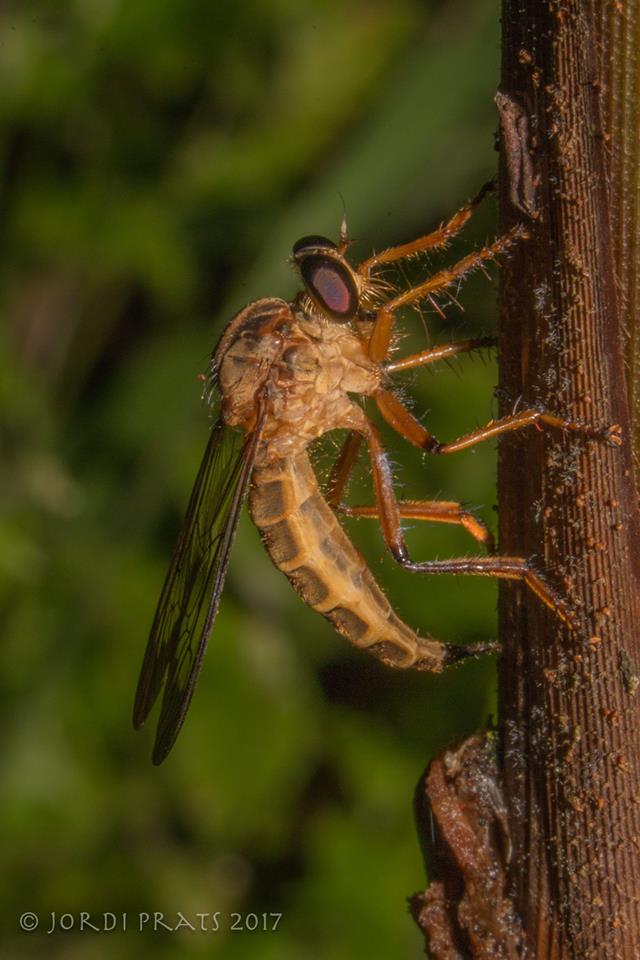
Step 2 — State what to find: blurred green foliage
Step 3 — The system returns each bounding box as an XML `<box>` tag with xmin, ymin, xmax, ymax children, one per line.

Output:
<box><xmin>1</xmin><ymin>1</ymin><xmax>502</xmax><ymax>957</ymax></box>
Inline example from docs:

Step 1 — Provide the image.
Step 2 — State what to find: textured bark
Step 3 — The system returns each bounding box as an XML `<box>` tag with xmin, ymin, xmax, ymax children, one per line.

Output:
<box><xmin>497</xmin><ymin>3</ymin><xmax>640</xmax><ymax>958</ymax></box>
<box><xmin>597</xmin><ymin>2</ymin><xmax>640</xmax><ymax>465</ymax></box>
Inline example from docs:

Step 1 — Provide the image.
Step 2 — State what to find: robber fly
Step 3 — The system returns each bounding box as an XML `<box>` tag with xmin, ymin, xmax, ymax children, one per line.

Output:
<box><xmin>133</xmin><ymin>186</ymin><xmax>620</xmax><ymax>764</ymax></box>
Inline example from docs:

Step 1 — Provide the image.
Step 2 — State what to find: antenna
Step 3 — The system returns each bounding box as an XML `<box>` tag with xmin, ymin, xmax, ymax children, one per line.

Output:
<box><xmin>338</xmin><ymin>192</ymin><xmax>349</xmax><ymax>251</ymax></box>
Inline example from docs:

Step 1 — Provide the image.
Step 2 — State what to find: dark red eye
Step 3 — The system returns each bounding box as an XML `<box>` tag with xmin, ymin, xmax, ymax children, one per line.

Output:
<box><xmin>293</xmin><ymin>248</ymin><xmax>358</xmax><ymax>320</ymax></box>
<box><xmin>297</xmin><ymin>254</ymin><xmax>359</xmax><ymax>320</ymax></box>
<box><xmin>292</xmin><ymin>234</ymin><xmax>359</xmax><ymax>320</ymax></box>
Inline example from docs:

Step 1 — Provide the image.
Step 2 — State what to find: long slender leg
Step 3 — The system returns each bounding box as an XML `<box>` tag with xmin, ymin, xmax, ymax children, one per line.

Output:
<box><xmin>359</xmin><ymin>419</ymin><xmax>405</xmax><ymax>560</ymax></box>
<box><xmin>337</xmin><ymin>499</ymin><xmax>494</xmax><ymax>551</ymax></box>
<box><xmin>385</xmin><ymin>336</ymin><xmax>495</xmax><ymax>374</ymax></box>
<box><xmin>357</xmin><ymin>180</ymin><xmax>495</xmax><ymax>275</ymax></box>
<box><xmin>367</xmin><ymin>225</ymin><xmax>526</xmax><ymax>362</ymax></box>
<box><xmin>399</xmin><ymin>555</ymin><xmax>575</xmax><ymax>627</ymax></box>
<box><xmin>326</xmin><ymin>432</ymin><xmax>363</xmax><ymax>506</ymax></box>
<box><xmin>383</xmin><ymin>224</ymin><xmax>526</xmax><ymax>316</ymax></box>
<box><xmin>357</xmin><ymin>416</ymin><xmax>575</xmax><ymax>625</ymax></box>
<box><xmin>374</xmin><ymin>389</ymin><xmax>622</xmax><ymax>452</ymax></box>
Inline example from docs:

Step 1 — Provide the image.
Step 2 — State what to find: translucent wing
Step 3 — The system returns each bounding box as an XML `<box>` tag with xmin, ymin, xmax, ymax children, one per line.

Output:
<box><xmin>133</xmin><ymin>404</ymin><xmax>264</xmax><ymax>764</ymax></box>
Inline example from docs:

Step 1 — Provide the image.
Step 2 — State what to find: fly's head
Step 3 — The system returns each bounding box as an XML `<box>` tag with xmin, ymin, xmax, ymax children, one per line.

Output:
<box><xmin>292</xmin><ymin>235</ymin><xmax>385</xmax><ymax>326</ymax></box>
<box><xmin>293</xmin><ymin>236</ymin><xmax>359</xmax><ymax>322</ymax></box>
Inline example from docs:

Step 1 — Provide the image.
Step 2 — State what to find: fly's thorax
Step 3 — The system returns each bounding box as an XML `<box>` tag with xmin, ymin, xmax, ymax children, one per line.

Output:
<box><xmin>215</xmin><ymin>297</ymin><xmax>379</xmax><ymax>452</ymax></box>
<box><xmin>256</xmin><ymin>315</ymin><xmax>379</xmax><ymax>461</ymax></box>
<box><xmin>288</xmin><ymin>308</ymin><xmax>380</xmax><ymax>396</ymax></box>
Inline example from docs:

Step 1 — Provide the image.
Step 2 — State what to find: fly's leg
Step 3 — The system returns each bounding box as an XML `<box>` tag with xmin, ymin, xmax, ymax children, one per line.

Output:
<box><xmin>337</xmin><ymin>500</ymin><xmax>494</xmax><ymax>552</ymax></box>
<box><xmin>326</xmin><ymin>432</ymin><xmax>363</xmax><ymax>506</ymax></box>
<box><xmin>357</xmin><ymin>180</ymin><xmax>494</xmax><ymax>276</ymax></box>
<box><xmin>373</xmin><ymin>389</ymin><xmax>623</xmax><ymax>452</ymax></box>
<box><xmin>366</xmin><ymin>226</ymin><xmax>526</xmax><ymax>362</ymax></box>
<box><xmin>357</xmin><ymin>416</ymin><xmax>576</xmax><ymax>627</ymax></box>
<box><xmin>384</xmin><ymin>336</ymin><xmax>495</xmax><ymax>374</ymax></box>
<box><xmin>325</xmin><ymin>336</ymin><xmax>497</xmax><ymax>509</ymax></box>
<box><xmin>399</xmin><ymin>556</ymin><xmax>575</xmax><ymax>626</ymax></box>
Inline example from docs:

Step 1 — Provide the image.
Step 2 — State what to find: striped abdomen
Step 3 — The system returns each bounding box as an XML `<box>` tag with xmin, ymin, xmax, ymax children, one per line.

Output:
<box><xmin>249</xmin><ymin>451</ymin><xmax>448</xmax><ymax>671</ymax></box>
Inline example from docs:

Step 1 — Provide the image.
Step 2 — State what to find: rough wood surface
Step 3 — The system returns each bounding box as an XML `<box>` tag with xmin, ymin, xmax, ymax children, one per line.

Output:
<box><xmin>497</xmin><ymin>3</ymin><xmax>640</xmax><ymax>957</ymax></box>
<box><xmin>597</xmin><ymin>1</ymin><xmax>640</xmax><ymax>466</ymax></box>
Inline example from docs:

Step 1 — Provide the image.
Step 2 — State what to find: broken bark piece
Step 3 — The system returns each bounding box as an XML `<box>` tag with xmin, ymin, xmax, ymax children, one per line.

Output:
<box><xmin>410</xmin><ymin>733</ymin><xmax>525</xmax><ymax>959</ymax></box>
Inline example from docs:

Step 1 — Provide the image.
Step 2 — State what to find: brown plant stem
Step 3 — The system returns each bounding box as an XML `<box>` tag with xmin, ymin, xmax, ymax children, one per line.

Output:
<box><xmin>497</xmin><ymin>3</ymin><xmax>640</xmax><ymax>958</ymax></box>
<box><xmin>598</xmin><ymin>2</ymin><xmax>640</xmax><ymax>465</ymax></box>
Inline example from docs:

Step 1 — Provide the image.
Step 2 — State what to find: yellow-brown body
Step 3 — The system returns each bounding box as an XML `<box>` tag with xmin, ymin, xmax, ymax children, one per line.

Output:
<box><xmin>250</xmin><ymin>452</ymin><xmax>444</xmax><ymax>670</ymax></box>
<box><xmin>135</xmin><ymin>203</ymin><xmax>569</xmax><ymax>764</ymax></box>
<box><xmin>216</xmin><ymin>297</ymin><xmax>445</xmax><ymax>671</ymax></box>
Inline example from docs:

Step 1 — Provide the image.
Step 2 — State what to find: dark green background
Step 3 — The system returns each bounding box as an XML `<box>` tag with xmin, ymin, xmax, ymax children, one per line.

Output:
<box><xmin>2</xmin><ymin>2</ymin><xmax>503</xmax><ymax>957</ymax></box>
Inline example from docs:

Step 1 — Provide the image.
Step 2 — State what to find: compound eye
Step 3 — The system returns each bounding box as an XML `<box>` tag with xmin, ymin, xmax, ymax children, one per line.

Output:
<box><xmin>292</xmin><ymin>235</ymin><xmax>337</xmax><ymax>256</ymax></box>
<box><xmin>298</xmin><ymin>255</ymin><xmax>359</xmax><ymax>320</ymax></box>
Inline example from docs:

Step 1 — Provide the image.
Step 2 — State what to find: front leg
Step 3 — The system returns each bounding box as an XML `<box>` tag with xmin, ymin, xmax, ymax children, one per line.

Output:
<box><xmin>357</xmin><ymin>179</ymin><xmax>495</xmax><ymax>276</ymax></box>
<box><xmin>366</xmin><ymin>226</ymin><xmax>526</xmax><ymax>362</ymax></box>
